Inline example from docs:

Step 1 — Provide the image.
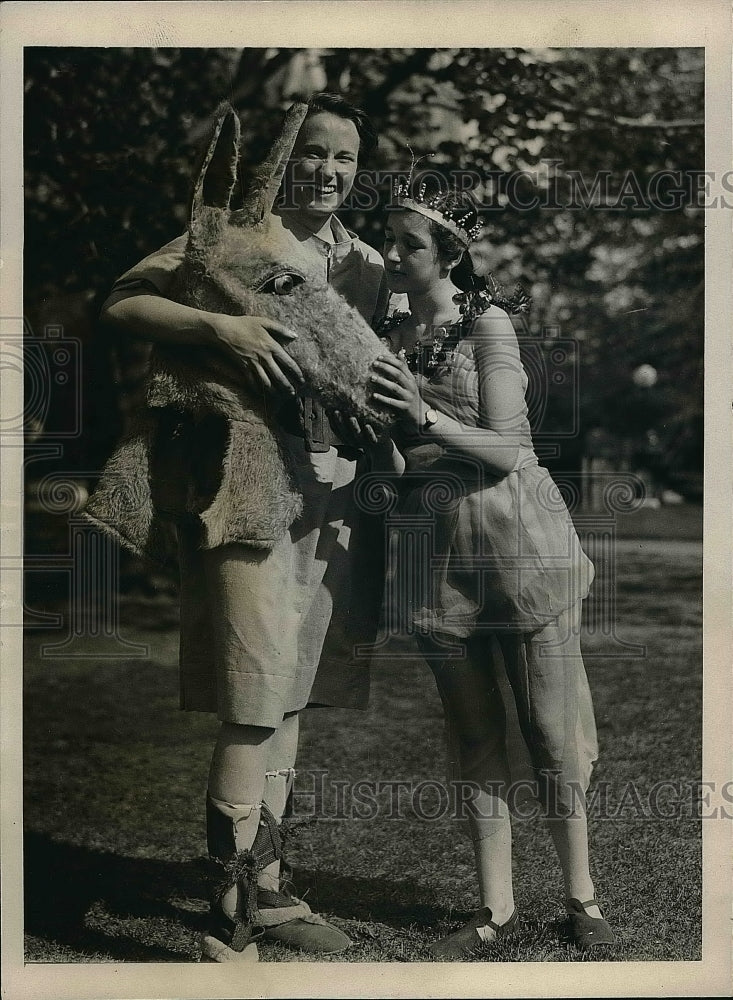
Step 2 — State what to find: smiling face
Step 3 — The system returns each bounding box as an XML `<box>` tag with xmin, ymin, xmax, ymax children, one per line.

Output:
<box><xmin>283</xmin><ymin>110</ymin><xmax>360</xmax><ymax>226</ymax></box>
<box><xmin>382</xmin><ymin>210</ymin><xmax>446</xmax><ymax>295</ymax></box>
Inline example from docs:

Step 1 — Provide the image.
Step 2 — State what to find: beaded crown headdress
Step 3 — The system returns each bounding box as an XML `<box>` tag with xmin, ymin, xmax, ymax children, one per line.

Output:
<box><xmin>391</xmin><ymin>149</ymin><xmax>483</xmax><ymax>249</ymax></box>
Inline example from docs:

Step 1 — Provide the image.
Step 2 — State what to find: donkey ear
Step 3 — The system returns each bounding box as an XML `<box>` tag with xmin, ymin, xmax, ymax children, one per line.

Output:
<box><xmin>239</xmin><ymin>101</ymin><xmax>310</xmax><ymax>226</ymax></box>
<box><xmin>188</xmin><ymin>102</ymin><xmax>241</xmax><ymax>225</ymax></box>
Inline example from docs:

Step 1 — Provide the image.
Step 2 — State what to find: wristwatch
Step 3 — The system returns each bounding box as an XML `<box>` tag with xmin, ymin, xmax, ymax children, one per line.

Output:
<box><xmin>423</xmin><ymin>407</ymin><xmax>439</xmax><ymax>430</ymax></box>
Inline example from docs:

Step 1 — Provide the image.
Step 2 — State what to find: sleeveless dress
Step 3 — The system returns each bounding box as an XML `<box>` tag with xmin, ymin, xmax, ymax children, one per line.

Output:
<box><xmin>380</xmin><ymin>309</ymin><xmax>595</xmax><ymax>638</ymax></box>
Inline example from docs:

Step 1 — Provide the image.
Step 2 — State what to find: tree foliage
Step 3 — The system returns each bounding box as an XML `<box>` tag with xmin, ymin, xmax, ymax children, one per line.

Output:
<box><xmin>24</xmin><ymin>46</ymin><xmax>704</xmax><ymax>492</ymax></box>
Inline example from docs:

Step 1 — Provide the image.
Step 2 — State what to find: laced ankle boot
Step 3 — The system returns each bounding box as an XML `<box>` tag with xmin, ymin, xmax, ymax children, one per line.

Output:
<box><xmin>200</xmin><ymin>795</ymin><xmax>263</xmax><ymax>962</ymax></box>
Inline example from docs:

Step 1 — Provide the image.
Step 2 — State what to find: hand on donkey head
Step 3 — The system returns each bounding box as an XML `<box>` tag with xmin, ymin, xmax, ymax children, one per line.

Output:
<box><xmin>129</xmin><ymin>101</ymin><xmax>399</xmax><ymax>551</ymax></box>
<box><xmin>85</xmin><ymin>101</ymin><xmax>402</xmax><ymax>561</ymax></box>
<box><xmin>202</xmin><ymin>310</ymin><xmax>304</xmax><ymax>398</ymax></box>
<box><xmin>86</xmin><ymin>102</ymin><xmax>402</xmax><ymax>559</ymax></box>
<box><xmin>172</xmin><ymin>101</ymin><xmax>397</xmax><ymax>432</ymax></box>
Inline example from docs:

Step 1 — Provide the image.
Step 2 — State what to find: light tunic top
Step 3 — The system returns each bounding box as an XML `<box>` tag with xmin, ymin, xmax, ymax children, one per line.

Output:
<box><xmin>381</xmin><ymin>308</ymin><xmax>595</xmax><ymax>635</ymax></box>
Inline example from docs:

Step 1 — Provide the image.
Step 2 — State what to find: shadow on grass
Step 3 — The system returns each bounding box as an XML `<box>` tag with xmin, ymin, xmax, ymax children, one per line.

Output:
<box><xmin>287</xmin><ymin>865</ymin><xmax>457</xmax><ymax>930</ymax></box>
<box><xmin>24</xmin><ymin>831</ymin><xmax>458</xmax><ymax>962</ymax></box>
<box><xmin>24</xmin><ymin>831</ymin><xmax>206</xmax><ymax>962</ymax></box>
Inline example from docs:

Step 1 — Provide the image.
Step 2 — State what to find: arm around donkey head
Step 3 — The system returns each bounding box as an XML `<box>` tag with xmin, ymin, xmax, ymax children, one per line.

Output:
<box><xmin>98</xmin><ymin>104</ymin><xmax>304</xmax><ymax>397</ymax></box>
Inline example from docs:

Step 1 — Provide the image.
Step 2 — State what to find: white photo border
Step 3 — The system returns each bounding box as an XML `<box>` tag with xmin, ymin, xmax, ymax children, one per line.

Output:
<box><xmin>2</xmin><ymin>2</ymin><xmax>731</xmax><ymax>998</ymax></box>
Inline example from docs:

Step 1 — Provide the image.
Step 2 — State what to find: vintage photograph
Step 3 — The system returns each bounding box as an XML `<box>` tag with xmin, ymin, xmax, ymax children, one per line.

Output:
<box><xmin>2</xmin><ymin>4</ymin><xmax>731</xmax><ymax>998</ymax></box>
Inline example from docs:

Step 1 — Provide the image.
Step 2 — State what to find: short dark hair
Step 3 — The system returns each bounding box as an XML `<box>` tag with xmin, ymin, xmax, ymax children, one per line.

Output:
<box><xmin>306</xmin><ymin>92</ymin><xmax>378</xmax><ymax>160</ymax></box>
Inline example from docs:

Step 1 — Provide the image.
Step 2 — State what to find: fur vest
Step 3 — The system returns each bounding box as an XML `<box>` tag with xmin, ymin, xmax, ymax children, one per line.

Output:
<box><xmin>83</xmin><ymin>348</ymin><xmax>307</xmax><ymax>563</ymax></box>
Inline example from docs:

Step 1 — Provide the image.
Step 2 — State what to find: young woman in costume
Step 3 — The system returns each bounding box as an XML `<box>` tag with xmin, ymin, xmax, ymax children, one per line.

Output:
<box><xmin>370</xmin><ymin>180</ymin><xmax>615</xmax><ymax>957</ymax></box>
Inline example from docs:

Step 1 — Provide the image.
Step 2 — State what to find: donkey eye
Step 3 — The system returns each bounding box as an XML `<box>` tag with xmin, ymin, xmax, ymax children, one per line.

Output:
<box><xmin>258</xmin><ymin>271</ymin><xmax>305</xmax><ymax>296</ymax></box>
<box><xmin>273</xmin><ymin>274</ymin><xmax>297</xmax><ymax>295</ymax></box>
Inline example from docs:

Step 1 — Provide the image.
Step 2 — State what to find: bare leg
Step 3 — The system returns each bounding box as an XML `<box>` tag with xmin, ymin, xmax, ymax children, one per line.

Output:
<box><xmin>208</xmin><ymin>722</ymin><xmax>273</xmax><ymax>803</ymax></box>
<box><xmin>545</xmin><ymin>814</ymin><xmax>598</xmax><ymax>915</ymax></box>
<box><xmin>419</xmin><ymin>632</ymin><xmax>516</xmax><ymax>927</ymax></box>
<box><xmin>497</xmin><ymin>604</ymin><xmax>603</xmax><ymax>919</ymax></box>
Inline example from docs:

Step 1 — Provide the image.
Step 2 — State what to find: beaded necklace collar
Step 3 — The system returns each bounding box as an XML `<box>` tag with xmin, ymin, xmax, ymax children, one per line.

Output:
<box><xmin>378</xmin><ymin>281</ymin><xmax>531</xmax><ymax>378</ymax></box>
<box><xmin>377</xmin><ymin>296</ymin><xmax>477</xmax><ymax>378</ymax></box>
<box><xmin>378</xmin><ymin>314</ymin><xmax>464</xmax><ymax>378</ymax></box>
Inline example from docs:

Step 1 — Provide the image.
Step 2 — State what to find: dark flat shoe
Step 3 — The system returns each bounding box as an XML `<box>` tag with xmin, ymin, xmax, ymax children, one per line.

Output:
<box><xmin>566</xmin><ymin>897</ymin><xmax>616</xmax><ymax>951</ymax></box>
<box><xmin>429</xmin><ymin>906</ymin><xmax>518</xmax><ymax>960</ymax></box>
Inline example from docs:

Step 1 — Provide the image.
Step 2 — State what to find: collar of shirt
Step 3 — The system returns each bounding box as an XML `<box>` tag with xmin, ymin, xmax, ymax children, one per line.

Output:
<box><xmin>275</xmin><ymin>211</ymin><xmax>361</xmax><ymax>266</ymax></box>
<box><xmin>272</xmin><ymin>207</ymin><xmax>393</xmax><ymax>327</ymax></box>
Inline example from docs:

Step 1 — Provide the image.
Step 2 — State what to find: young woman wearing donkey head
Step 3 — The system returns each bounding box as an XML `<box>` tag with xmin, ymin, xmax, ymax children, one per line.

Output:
<box><xmin>89</xmin><ymin>95</ymin><xmax>403</xmax><ymax>961</ymax></box>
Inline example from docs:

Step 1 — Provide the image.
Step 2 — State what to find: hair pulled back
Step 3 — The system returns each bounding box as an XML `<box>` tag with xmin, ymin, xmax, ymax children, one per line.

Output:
<box><xmin>421</xmin><ymin>187</ymin><xmax>487</xmax><ymax>293</ymax></box>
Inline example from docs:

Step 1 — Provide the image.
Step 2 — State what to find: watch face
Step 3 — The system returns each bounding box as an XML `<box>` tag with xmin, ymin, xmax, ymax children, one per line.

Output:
<box><xmin>424</xmin><ymin>408</ymin><xmax>439</xmax><ymax>426</ymax></box>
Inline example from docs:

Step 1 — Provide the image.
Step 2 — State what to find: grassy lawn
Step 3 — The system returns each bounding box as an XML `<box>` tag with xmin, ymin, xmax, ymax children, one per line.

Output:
<box><xmin>22</xmin><ymin>521</ymin><xmax>702</xmax><ymax>964</ymax></box>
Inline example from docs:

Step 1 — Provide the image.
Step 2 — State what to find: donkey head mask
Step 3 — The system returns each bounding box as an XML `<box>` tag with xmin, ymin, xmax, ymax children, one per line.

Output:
<box><xmin>151</xmin><ymin>101</ymin><xmax>395</xmax><ymax>427</ymax></box>
<box><xmin>84</xmin><ymin>102</ymin><xmax>396</xmax><ymax>558</ymax></box>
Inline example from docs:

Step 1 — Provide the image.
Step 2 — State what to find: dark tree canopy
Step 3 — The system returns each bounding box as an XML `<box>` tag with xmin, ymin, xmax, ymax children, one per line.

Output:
<box><xmin>24</xmin><ymin>46</ymin><xmax>704</xmax><ymax>494</ymax></box>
